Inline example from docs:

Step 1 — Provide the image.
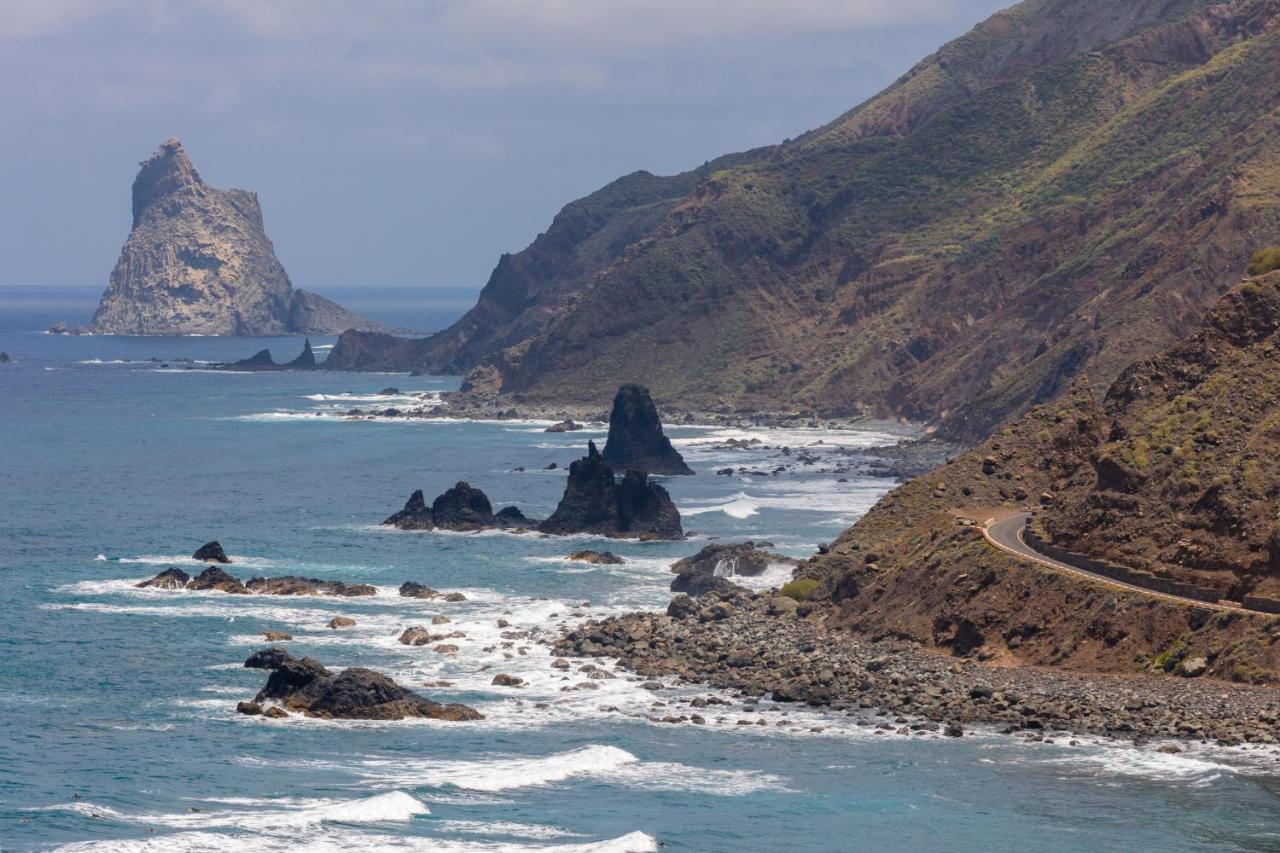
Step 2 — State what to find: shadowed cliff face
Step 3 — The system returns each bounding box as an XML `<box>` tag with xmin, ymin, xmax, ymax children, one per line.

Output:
<box><xmin>328</xmin><ymin>0</ymin><xmax>1280</xmax><ymax>440</ymax></box>
<box><xmin>89</xmin><ymin>139</ymin><xmax>394</xmax><ymax>337</ymax></box>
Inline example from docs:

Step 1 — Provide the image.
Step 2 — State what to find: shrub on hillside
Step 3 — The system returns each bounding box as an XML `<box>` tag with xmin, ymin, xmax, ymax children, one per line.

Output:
<box><xmin>780</xmin><ymin>579</ymin><xmax>821</xmax><ymax>601</ymax></box>
<box><xmin>1247</xmin><ymin>247</ymin><xmax>1280</xmax><ymax>276</ymax></box>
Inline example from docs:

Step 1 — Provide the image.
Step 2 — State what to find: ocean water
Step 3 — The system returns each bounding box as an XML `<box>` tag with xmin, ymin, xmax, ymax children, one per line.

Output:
<box><xmin>3</xmin><ymin>290</ymin><xmax>1280</xmax><ymax>852</ymax></box>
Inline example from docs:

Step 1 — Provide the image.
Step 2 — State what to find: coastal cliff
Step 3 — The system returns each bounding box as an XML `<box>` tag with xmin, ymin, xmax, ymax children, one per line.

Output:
<box><xmin>327</xmin><ymin>0</ymin><xmax>1280</xmax><ymax>441</ymax></box>
<box><xmin>84</xmin><ymin>139</ymin><xmax>394</xmax><ymax>336</ymax></box>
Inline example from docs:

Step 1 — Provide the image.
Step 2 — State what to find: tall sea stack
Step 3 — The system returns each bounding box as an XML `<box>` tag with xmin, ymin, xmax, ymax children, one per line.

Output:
<box><xmin>84</xmin><ymin>139</ymin><xmax>395</xmax><ymax>336</ymax></box>
<box><xmin>601</xmin><ymin>384</ymin><xmax>693</xmax><ymax>475</ymax></box>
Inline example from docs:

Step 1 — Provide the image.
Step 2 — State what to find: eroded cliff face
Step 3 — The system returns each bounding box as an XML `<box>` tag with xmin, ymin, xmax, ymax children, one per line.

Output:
<box><xmin>89</xmin><ymin>139</ymin><xmax>391</xmax><ymax>336</ymax></box>
<box><xmin>328</xmin><ymin>0</ymin><xmax>1280</xmax><ymax>439</ymax></box>
<box><xmin>1044</xmin><ymin>271</ymin><xmax>1280</xmax><ymax>601</ymax></box>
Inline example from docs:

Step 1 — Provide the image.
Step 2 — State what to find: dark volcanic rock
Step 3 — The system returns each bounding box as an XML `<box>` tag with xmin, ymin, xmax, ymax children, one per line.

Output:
<box><xmin>383</xmin><ymin>483</ymin><xmax>535</xmax><ymax>532</ymax></box>
<box><xmin>546</xmin><ymin>419</ymin><xmax>584</xmax><ymax>433</ymax></box>
<box><xmin>243</xmin><ymin>648</ymin><xmax>483</xmax><ymax>720</ymax></box>
<box><xmin>601</xmin><ymin>384</ymin><xmax>693</xmax><ymax>475</ymax></box>
<box><xmin>384</xmin><ymin>490</ymin><xmax>433</xmax><ymax>529</ymax></box>
<box><xmin>285</xmin><ymin>339</ymin><xmax>317</xmax><ymax>369</ymax></box>
<box><xmin>192</xmin><ymin>541</ymin><xmax>231</xmax><ymax>563</ymax></box>
<box><xmin>187</xmin><ymin>566</ymin><xmax>247</xmax><ymax>594</ymax></box>
<box><xmin>431</xmin><ymin>481</ymin><xmax>497</xmax><ymax>530</ymax></box>
<box><xmin>399</xmin><ymin>581</ymin><xmax>441</xmax><ymax>599</ymax></box>
<box><xmin>219</xmin><ymin>339</ymin><xmax>318</xmax><ymax>372</ymax></box>
<box><xmin>136</xmin><ymin>567</ymin><xmax>191</xmax><ymax>589</ymax></box>
<box><xmin>568</xmin><ymin>550</ymin><xmax>625</xmax><ymax>565</ymax></box>
<box><xmin>538</xmin><ymin>441</ymin><xmax>683</xmax><ymax>540</ymax></box>
<box><xmin>244</xmin><ymin>576</ymin><xmax>377</xmax><ymax>597</ymax></box>
<box><xmin>670</xmin><ymin>542</ymin><xmax>793</xmax><ymax>580</ymax></box>
<box><xmin>670</xmin><ymin>572</ymin><xmax>748</xmax><ymax>598</ymax></box>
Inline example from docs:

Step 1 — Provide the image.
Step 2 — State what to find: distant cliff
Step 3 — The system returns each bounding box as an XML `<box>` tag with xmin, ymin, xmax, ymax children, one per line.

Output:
<box><xmin>85</xmin><ymin>139</ymin><xmax>395</xmax><ymax>336</ymax></box>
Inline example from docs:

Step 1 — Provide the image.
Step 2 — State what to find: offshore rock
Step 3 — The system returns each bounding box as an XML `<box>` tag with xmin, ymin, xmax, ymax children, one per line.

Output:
<box><xmin>219</xmin><ymin>339</ymin><xmax>319</xmax><ymax>371</ymax></box>
<box><xmin>244</xmin><ymin>648</ymin><xmax>483</xmax><ymax>720</ymax></box>
<box><xmin>84</xmin><ymin>139</ymin><xmax>395</xmax><ymax>336</ymax></box>
<box><xmin>538</xmin><ymin>441</ymin><xmax>683</xmax><ymax>540</ymax></box>
<box><xmin>601</xmin><ymin>385</ymin><xmax>693</xmax><ymax>475</ymax></box>
<box><xmin>383</xmin><ymin>483</ymin><xmax>534</xmax><ymax>532</ymax></box>
<box><xmin>192</xmin><ymin>541</ymin><xmax>231</xmax><ymax>563</ymax></box>
<box><xmin>244</xmin><ymin>576</ymin><xmax>377</xmax><ymax>597</ymax></box>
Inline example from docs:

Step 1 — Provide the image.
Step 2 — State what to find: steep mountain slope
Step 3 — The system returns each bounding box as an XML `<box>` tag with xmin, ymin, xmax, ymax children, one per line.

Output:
<box><xmin>797</xmin><ymin>345</ymin><xmax>1280</xmax><ymax>684</ymax></box>
<box><xmin>88</xmin><ymin>139</ymin><xmax>394</xmax><ymax>336</ymax></box>
<box><xmin>330</xmin><ymin>0</ymin><xmax>1280</xmax><ymax>439</ymax></box>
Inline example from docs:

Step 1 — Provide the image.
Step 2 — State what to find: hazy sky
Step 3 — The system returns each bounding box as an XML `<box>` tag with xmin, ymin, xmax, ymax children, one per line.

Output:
<box><xmin>1</xmin><ymin>0</ymin><xmax>1010</xmax><ymax>291</ymax></box>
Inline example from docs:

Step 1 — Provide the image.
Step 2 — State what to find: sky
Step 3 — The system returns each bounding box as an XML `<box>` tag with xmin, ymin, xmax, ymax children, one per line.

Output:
<box><xmin>0</xmin><ymin>0</ymin><xmax>1011</xmax><ymax>292</ymax></box>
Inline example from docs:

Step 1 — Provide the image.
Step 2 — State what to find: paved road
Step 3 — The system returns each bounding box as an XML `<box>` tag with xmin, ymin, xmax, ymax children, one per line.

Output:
<box><xmin>982</xmin><ymin>513</ymin><xmax>1247</xmax><ymax>614</ymax></box>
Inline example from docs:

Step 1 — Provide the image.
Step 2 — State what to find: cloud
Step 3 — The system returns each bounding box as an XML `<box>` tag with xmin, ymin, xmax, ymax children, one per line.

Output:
<box><xmin>0</xmin><ymin>0</ymin><xmax>108</xmax><ymax>39</ymax></box>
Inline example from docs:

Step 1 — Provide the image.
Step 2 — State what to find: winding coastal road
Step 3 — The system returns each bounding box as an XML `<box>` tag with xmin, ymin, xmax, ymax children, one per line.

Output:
<box><xmin>982</xmin><ymin>513</ymin><xmax>1247</xmax><ymax>614</ymax></box>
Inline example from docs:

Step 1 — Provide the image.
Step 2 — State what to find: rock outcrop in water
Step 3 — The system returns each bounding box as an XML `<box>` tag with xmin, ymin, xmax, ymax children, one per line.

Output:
<box><xmin>217</xmin><ymin>339</ymin><xmax>319</xmax><ymax>371</ymax></box>
<box><xmin>192</xmin><ymin>541</ymin><xmax>231</xmax><ymax>563</ymax></box>
<box><xmin>383</xmin><ymin>483</ymin><xmax>531</xmax><ymax>532</ymax></box>
<box><xmin>242</xmin><ymin>648</ymin><xmax>482</xmax><ymax>720</ymax></box>
<box><xmin>137</xmin><ymin>565</ymin><xmax>377</xmax><ymax>597</ymax></box>
<box><xmin>601</xmin><ymin>385</ymin><xmax>692</xmax><ymax>475</ymax></box>
<box><xmin>81</xmin><ymin>139</ymin><xmax>395</xmax><ymax>337</ymax></box>
<box><xmin>539</xmin><ymin>441</ymin><xmax>683</xmax><ymax>540</ymax></box>
<box><xmin>382</xmin><ymin>442</ymin><xmax>683</xmax><ymax>540</ymax></box>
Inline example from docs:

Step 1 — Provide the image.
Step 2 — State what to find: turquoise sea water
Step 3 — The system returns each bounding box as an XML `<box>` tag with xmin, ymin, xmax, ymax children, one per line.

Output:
<box><xmin>3</xmin><ymin>289</ymin><xmax>1280</xmax><ymax>852</ymax></box>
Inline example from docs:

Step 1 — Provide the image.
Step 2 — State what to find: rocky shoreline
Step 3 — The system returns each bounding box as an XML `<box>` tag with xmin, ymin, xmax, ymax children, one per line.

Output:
<box><xmin>557</xmin><ymin>589</ymin><xmax>1280</xmax><ymax>749</ymax></box>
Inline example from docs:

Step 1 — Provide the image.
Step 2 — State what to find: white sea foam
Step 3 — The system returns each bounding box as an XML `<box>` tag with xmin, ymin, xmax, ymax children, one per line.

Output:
<box><xmin>281</xmin><ymin>744</ymin><xmax>787</xmax><ymax>796</ymax></box>
<box><xmin>55</xmin><ymin>829</ymin><xmax>659</xmax><ymax>852</ymax></box>
<box><xmin>39</xmin><ymin>791</ymin><xmax>427</xmax><ymax>834</ymax></box>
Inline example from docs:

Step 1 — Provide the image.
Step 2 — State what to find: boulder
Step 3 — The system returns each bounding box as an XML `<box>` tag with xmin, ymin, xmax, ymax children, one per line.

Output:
<box><xmin>236</xmin><ymin>701</ymin><xmax>263</xmax><ymax>715</ymax></box>
<box><xmin>670</xmin><ymin>572</ymin><xmax>747</xmax><ymax>598</ymax></box>
<box><xmin>399</xmin><ymin>581</ymin><xmax>440</xmax><ymax>599</ymax></box>
<box><xmin>666</xmin><ymin>594</ymin><xmax>697</xmax><ymax>620</ymax></box>
<box><xmin>568</xmin><ymin>550</ymin><xmax>625</xmax><ymax>565</ymax></box>
<box><xmin>538</xmin><ymin>441</ymin><xmax>683</xmax><ymax>540</ymax></box>
<box><xmin>244</xmin><ymin>575</ymin><xmax>377</xmax><ymax>597</ymax></box>
<box><xmin>192</xmin><ymin>541</ymin><xmax>231</xmax><ymax>563</ymax></box>
<box><xmin>263</xmin><ymin>706</ymin><xmax>290</xmax><ymax>719</ymax></box>
<box><xmin>327</xmin><ymin>616</ymin><xmax>356</xmax><ymax>629</ymax></box>
<box><xmin>187</xmin><ymin>566</ymin><xmax>248</xmax><ymax>594</ymax></box>
<box><xmin>669</xmin><ymin>542</ymin><xmax>792</xmax><ymax>580</ymax></box>
<box><xmin>399</xmin><ymin>627</ymin><xmax>438</xmax><ymax>646</ymax></box>
<box><xmin>601</xmin><ymin>384</ymin><xmax>693</xmax><ymax>475</ymax></box>
<box><xmin>491</xmin><ymin>674</ymin><xmax>524</xmax><ymax>687</ymax></box>
<box><xmin>263</xmin><ymin>631</ymin><xmax>293</xmax><ymax>641</ymax></box>
<box><xmin>136</xmin><ymin>567</ymin><xmax>190</xmax><ymax>589</ymax></box>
